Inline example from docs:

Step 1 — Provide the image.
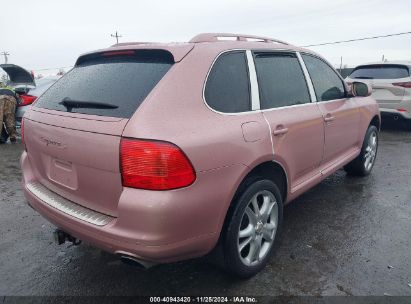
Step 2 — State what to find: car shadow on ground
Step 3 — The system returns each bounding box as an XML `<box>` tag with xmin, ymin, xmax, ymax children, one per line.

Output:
<box><xmin>381</xmin><ymin>117</ymin><xmax>411</xmax><ymax>132</ymax></box>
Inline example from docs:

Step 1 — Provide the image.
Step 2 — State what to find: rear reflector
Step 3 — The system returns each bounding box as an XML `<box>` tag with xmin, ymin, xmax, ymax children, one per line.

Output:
<box><xmin>120</xmin><ymin>138</ymin><xmax>196</xmax><ymax>190</ymax></box>
<box><xmin>393</xmin><ymin>81</ymin><xmax>411</xmax><ymax>88</ymax></box>
<box><xmin>19</xmin><ymin>95</ymin><xmax>37</xmax><ymax>107</ymax></box>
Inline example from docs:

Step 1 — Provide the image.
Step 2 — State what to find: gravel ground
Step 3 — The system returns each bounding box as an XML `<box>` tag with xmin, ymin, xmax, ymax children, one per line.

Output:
<box><xmin>0</xmin><ymin>122</ymin><xmax>410</xmax><ymax>297</ymax></box>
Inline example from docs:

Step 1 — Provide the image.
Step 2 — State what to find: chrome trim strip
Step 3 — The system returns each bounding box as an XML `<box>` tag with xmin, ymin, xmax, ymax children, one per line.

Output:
<box><xmin>246</xmin><ymin>50</ymin><xmax>261</xmax><ymax>110</ymax></box>
<box><xmin>202</xmin><ymin>48</ymin><xmax>341</xmax><ymax>115</ymax></box>
<box><xmin>26</xmin><ymin>182</ymin><xmax>115</xmax><ymax>226</ymax></box>
<box><xmin>259</xmin><ymin>100</ymin><xmax>320</xmax><ymax>113</ymax></box>
<box><xmin>297</xmin><ymin>52</ymin><xmax>317</xmax><ymax>102</ymax></box>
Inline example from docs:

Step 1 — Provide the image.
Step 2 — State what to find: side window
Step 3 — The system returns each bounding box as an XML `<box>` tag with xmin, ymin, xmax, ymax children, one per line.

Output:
<box><xmin>205</xmin><ymin>51</ymin><xmax>251</xmax><ymax>113</ymax></box>
<box><xmin>253</xmin><ymin>52</ymin><xmax>311</xmax><ymax>109</ymax></box>
<box><xmin>302</xmin><ymin>54</ymin><xmax>345</xmax><ymax>101</ymax></box>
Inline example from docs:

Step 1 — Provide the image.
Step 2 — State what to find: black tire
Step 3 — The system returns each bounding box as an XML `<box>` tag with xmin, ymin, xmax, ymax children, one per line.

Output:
<box><xmin>221</xmin><ymin>178</ymin><xmax>283</xmax><ymax>278</ymax></box>
<box><xmin>344</xmin><ymin>125</ymin><xmax>378</xmax><ymax>176</ymax></box>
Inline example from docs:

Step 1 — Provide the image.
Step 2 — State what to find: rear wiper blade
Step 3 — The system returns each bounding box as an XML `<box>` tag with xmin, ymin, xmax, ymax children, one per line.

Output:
<box><xmin>60</xmin><ymin>97</ymin><xmax>118</xmax><ymax>110</ymax></box>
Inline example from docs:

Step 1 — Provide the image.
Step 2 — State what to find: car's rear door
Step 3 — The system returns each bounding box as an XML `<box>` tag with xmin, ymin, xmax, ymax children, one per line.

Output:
<box><xmin>254</xmin><ymin>51</ymin><xmax>324</xmax><ymax>192</ymax></box>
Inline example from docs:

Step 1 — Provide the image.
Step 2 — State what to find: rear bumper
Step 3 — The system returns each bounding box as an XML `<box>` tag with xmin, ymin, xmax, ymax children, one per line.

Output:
<box><xmin>21</xmin><ymin>151</ymin><xmax>244</xmax><ymax>263</ymax></box>
<box><xmin>380</xmin><ymin>108</ymin><xmax>411</xmax><ymax>120</ymax></box>
<box><xmin>24</xmin><ymin>184</ymin><xmax>215</xmax><ymax>262</ymax></box>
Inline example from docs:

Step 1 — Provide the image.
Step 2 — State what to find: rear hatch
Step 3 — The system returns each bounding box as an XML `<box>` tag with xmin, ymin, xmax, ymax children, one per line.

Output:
<box><xmin>0</xmin><ymin>64</ymin><xmax>35</xmax><ymax>86</ymax></box>
<box><xmin>348</xmin><ymin>64</ymin><xmax>410</xmax><ymax>109</ymax></box>
<box><xmin>24</xmin><ymin>49</ymin><xmax>176</xmax><ymax>216</ymax></box>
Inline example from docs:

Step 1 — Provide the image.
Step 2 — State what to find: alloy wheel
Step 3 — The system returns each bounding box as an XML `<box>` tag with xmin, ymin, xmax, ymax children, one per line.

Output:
<box><xmin>237</xmin><ymin>190</ymin><xmax>278</xmax><ymax>266</ymax></box>
<box><xmin>364</xmin><ymin>131</ymin><xmax>377</xmax><ymax>171</ymax></box>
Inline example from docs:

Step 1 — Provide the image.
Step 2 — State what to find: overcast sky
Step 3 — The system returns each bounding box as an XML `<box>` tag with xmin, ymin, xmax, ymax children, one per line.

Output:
<box><xmin>1</xmin><ymin>0</ymin><xmax>410</xmax><ymax>74</ymax></box>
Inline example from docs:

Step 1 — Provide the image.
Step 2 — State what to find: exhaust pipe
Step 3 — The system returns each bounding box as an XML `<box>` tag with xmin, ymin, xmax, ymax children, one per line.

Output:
<box><xmin>53</xmin><ymin>229</ymin><xmax>81</xmax><ymax>246</ymax></box>
<box><xmin>119</xmin><ymin>254</ymin><xmax>157</xmax><ymax>269</ymax></box>
<box><xmin>394</xmin><ymin>115</ymin><xmax>399</xmax><ymax>121</ymax></box>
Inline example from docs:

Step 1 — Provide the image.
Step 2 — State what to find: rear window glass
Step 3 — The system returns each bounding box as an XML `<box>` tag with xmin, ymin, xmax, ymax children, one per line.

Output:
<box><xmin>205</xmin><ymin>51</ymin><xmax>251</xmax><ymax>113</ymax></box>
<box><xmin>349</xmin><ymin>65</ymin><xmax>409</xmax><ymax>79</ymax></box>
<box><xmin>35</xmin><ymin>50</ymin><xmax>173</xmax><ymax>118</ymax></box>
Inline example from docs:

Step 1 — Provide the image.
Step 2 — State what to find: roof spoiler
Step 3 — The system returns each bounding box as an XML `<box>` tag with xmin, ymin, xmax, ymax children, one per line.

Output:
<box><xmin>189</xmin><ymin>33</ymin><xmax>290</xmax><ymax>45</ymax></box>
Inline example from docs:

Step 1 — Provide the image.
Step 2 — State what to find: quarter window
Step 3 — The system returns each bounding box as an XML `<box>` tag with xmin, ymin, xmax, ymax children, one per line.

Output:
<box><xmin>254</xmin><ymin>52</ymin><xmax>311</xmax><ymax>109</ymax></box>
<box><xmin>205</xmin><ymin>51</ymin><xmax>251</xmax><ymax>113</ymax></box>
<box><xmin>302</xmin><ymin>54</ymin><xmax>345</xmax><ymax>101</ymax></box>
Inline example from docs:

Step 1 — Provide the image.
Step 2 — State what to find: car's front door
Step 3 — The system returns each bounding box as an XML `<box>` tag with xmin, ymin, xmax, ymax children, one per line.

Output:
<box><xmin>253</xmin><ymin>51</ymin><xmax>324</xmax><ymax>193</ymax></box>
<box><xmin>301</xmin><ymin>54</ymin><xmax>361</xmax><ymax>172</ymax></box>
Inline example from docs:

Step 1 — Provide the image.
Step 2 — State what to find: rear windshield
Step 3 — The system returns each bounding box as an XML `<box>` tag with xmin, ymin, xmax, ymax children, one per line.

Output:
<box><xmin>35</xmin><ymin>50</ymin><xmax>173</xmax><ymax>118</ymax></box>
<box><xmin>349</xmin><ymin>64</ymin><xmax>409</xmax><ymax>80</ymax></box>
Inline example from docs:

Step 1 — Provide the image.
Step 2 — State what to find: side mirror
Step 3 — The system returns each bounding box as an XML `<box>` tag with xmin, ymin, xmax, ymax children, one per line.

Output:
<box><xmin>350</xmin><ymin>81</ymin><xmax>372</xmax><ymax>97</ymax></box>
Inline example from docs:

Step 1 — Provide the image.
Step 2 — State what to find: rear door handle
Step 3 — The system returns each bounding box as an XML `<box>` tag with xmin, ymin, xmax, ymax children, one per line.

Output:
<box><xmin>273</xmin><ymin>127</ymin><xmax>289</xmax><ymax>136</ymax></box>
<box><xmin>324</xmin><ymin>114</ymin><xmax>335</xmax><ymax>122</ymax></box>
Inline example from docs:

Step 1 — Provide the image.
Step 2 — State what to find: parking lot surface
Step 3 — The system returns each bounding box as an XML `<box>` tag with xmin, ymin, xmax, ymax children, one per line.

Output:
<box><xmin>1</xmin><ymin>123</ymin><xmax>410</xmax><ymax>296</ymax></box>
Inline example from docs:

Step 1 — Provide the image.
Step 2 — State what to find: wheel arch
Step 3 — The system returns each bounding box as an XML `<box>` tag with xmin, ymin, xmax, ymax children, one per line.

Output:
<box><xmin>370</xmin><ymin>115</ymin><xmax>381</xmax><ymax>130</ymax></box>
<box><xmin>222</xmin><ymin>160</ymin><xmax>288</xmax><ymax>232</ymax></box>
<box><xmin>211</xmin><ymin>160</ymin><xmax>288</xmax><ymax>260</ymax></box>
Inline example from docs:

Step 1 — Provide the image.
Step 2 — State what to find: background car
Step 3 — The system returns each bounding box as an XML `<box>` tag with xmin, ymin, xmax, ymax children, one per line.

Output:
<box><xmin>346</xmin><ymin>61</ymin><xmax>411</xmax><ymax>127</ymax></box>
<box><xmin>1</xmin><ymin>64</ymin><xmax>60</xmax><ymax>142</ymax></box>
<box><xmin>15</xmin><ymin>76</ymin><xmax>61</xmax><ymax>123</ymax></box>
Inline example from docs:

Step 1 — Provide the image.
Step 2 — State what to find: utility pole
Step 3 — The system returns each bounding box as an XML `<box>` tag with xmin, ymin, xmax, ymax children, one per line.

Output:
<box><xmin>1</xmin><ymin>51</ymin><xmax>10</xmax><ymax>64</ymax></box>
<box><xmin>111</xmin><ymin>31</ymin><xmax>122</xmax><ymax>44</ymax></box>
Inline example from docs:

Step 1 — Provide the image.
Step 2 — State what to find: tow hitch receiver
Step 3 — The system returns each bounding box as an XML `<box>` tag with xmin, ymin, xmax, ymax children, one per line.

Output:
<box><xmin>53</xmin><ymin>229</ymin><xmax>82</xmax><ymax>245</ymax></box>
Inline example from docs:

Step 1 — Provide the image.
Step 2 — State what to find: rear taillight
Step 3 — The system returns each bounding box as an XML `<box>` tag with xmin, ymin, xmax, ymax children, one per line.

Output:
<box><xmin>392</xmin><ymin>81</ymin><xmax>411</xmax><ymax>88</ymax></box>
<box><xmin>120</xmin><ymin>138</ymin><xmax>196</xmax><ymax>190</ymax></box>
<box><xmin>19</xmin><ymin>95</ymin><xmax>37</xmax><ymax>107</ymax></box>
<box><xmin>397</xmin><ymin>108</ymin><xmax>408</xmax><ymax>112</ymax></box>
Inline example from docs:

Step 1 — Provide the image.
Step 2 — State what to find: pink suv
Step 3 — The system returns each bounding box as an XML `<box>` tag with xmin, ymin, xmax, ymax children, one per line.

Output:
<box><xmin>21</xmin><ymin>33</ymin><xmax>380</xmax><ymax>277</ymax></box>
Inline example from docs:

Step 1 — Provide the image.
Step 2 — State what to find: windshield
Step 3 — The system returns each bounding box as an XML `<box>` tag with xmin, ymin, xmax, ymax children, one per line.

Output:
<box><xmin>35</xmin><ymin>52</ymin><xmax>173</xmax><ymax>118</ymax></box>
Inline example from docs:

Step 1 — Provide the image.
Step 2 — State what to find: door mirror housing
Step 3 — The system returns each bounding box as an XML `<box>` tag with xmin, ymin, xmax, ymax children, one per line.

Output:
<box><xmin>349</xmin><ymin>81</ymin><xmax>372</xmax><ymax>97</ymax></box>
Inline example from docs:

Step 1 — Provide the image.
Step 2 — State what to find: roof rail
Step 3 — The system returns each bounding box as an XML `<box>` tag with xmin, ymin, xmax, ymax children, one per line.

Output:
<box><xmin>189</xmin><ymin>33</ymin><xmax>289</xmax><ymax>45</ymax></box>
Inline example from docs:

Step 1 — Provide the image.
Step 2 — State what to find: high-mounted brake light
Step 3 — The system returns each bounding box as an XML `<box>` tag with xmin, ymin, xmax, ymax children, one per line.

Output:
<box><xmin>120</xmin><ymin>138</ymin><xmax>196</xmax><ymax>190</ymax></box>
<box><xmin>393</xmin><ymin>81</ymin><xmax>411</xmax><ymax>88</ymax></box>
<box><xmin>19</xmin><ymin>94</ymin><xmax>37</xmax><ymax>107</ymax></box>
<box><xmin>102</xmin><ymin>50</ymin><xmax>135</xmax><ymax>57</ymax></box>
